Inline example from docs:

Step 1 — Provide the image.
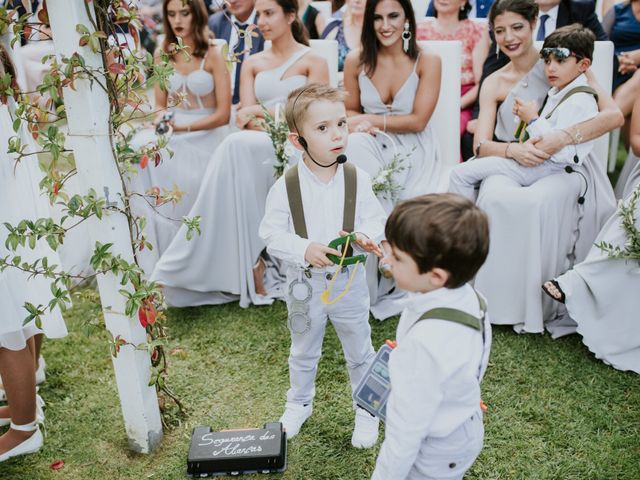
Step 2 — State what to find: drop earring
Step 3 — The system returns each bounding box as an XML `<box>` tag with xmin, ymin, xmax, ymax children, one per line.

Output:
<box><xmin>495</xmin><ymin>42</ymin><xmax>500</xmax><ymax>58</ymax></box>
<box><xmin>402</xmin><ymin>21</ymin><xmax>411</xmax><ymax>53</ymax></box>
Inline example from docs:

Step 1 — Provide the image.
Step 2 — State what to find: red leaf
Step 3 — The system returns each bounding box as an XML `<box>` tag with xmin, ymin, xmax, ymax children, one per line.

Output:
<box><xmin>108</xmin><ymin>62</ymin><xmax>125</xmax><ymax>75</ymax></box>
<box><xmin>79</xmin><ymin>36</ymin><xmax>89</xmax><ymax>47</ymax></box>
<box><xmin>53</xmin><ymin>182</ymin><xmax>60</xmax><ymax>195</ymax></box>
<box><xmin>146</xmin><ymin>303</ymin><xmax>157</xmax><ymax>326</ymax></box>
<box><xmin>150</xmin><ymin>347</ymin><xmax>160</xmax><ymax>363</ymax></box>
<box><xmin>154</xmin><ymin>152</ymin><xmax>161</xmax><ymax>167</ymax></box>
<box><xmin>139</xmin><ymin>154</ymin><xmax>148</xmax><ymax>169</ymax></box>
<box><xmin>138</xmin><ymin>307</ymin><xmax>148</xmax><ymax>328</ymax></box>
<box><xmin>50</xmin><ymin>460</ymin><xmax>65</xmax><ymax>470</ymax></box>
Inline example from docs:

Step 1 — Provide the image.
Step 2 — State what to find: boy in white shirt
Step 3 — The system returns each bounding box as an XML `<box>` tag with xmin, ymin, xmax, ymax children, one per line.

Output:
<box><xmin>449</xmin><ymin>24</ymin><xmax>599</xmax><ymax>200</ymax></box>
<box><xmin>372</xmin><ymin>193</ymin><xmax>491</xmax><ymax>480</ymax></box>
<box><xmin>259</xmin><ymin>84</ymin><xmax>387</xmax><ymax>448</ymax></box>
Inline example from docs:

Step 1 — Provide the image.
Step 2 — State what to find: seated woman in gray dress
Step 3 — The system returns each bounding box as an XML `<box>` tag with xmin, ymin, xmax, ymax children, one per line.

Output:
<box><xmin>339</xmin><ymin>0</ymin><xmax>441</xmax><ymax>319</ymax></box>
<box><xmin>151</xmin><ymin>0</ymin><xmax>329</xmax><ymax>308</ymax></box>
<box><xmin>467</xmin><ymin>0</ymin><xmax>621</xmax><ymax>336</ymax></box>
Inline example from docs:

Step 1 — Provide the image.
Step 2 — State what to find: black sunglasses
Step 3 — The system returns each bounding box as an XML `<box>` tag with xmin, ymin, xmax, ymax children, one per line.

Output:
<box><xmin>540</xmin><ymin>47</ymin><xmax>580</xmax><ymax>61</ymax></box>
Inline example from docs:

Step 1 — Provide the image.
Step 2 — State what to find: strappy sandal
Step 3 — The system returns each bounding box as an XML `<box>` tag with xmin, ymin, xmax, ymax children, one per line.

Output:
<box><xmin>252</xmin><ymin>256</ymin><xmax>267</xmax><ymax>297</ymax></box>
<box><xmin>542</xmin><ymin>279</ymin><xmax>566</xmax><ymax>304</ymax></box>
<box><xmin>0</xmin><ymin>420</ymin><xmax>43</xmax><ymax>462</ymax></box>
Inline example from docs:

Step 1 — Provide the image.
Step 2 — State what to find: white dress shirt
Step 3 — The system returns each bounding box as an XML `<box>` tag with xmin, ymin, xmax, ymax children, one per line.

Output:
<box><xmin>526</xmin><ymin>73</ymin><xmax>598</xmax><ymax>165</ymax></box>
<box><xmin>372</xmin><ymin>284</ymin><xmax>492</xmax><ymax>480</ymax></box>
<box><xmin>534</xmin><ymin>4</ymin><xmax>559</xmax><ymax>39</ymax></box>
<box><xmin>259</xmin><ymin>160</ymin><xmax>386</xmax><ymax>268</ymax></box>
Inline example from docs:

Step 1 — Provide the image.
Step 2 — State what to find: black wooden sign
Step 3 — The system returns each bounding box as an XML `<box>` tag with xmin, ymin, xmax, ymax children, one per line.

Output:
<box><xmin>187</xmin><ymin>422</ymin><xmax>287</xmax><ymax>477</ymax></box>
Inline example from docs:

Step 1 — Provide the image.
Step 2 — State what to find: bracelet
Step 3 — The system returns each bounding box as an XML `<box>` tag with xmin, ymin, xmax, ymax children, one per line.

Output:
<box><xmin>505</xmin><ymin>141</ymin><xmax>513</xmax><ymax>159</ymax></box>
<box><xmin>187</xmin><ymin>124</ymin><xmax>192</xmax><ymax>133</ymax></box>
<box><xmin>559</xmin><ymin>128</ymin><xmax>577</xmax><ymax>145</ymax></box>
<box><xmin>475</xmin><ymin>139</ymin><xmax>487</xmax><ymax>157</ymax></box>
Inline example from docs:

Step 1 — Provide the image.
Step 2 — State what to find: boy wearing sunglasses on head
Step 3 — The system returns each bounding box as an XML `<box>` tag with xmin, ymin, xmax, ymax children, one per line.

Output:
<box><xmin>449</xmin><ymin>24</ymin><xmax>598</xmax><ymax>200</ymax></box>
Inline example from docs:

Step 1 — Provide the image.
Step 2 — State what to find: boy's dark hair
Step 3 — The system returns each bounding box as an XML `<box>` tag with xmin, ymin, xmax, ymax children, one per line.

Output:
<box><xmin>543</xmin><ymin>24</ymin><xmax>596</xmax><ymax>61</ymax></box>
<box><xmin>489</xmin><ymin>0</ymin><xmax>538</xmax><ymax>28</ymax></box>
<box><xmin>385</xmin><ymin>193</ymin><xmax>490</xmax><ymax>289</ymax></box>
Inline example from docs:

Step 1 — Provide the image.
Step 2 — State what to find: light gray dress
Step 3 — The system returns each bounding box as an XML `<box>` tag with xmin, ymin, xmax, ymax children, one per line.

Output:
<box><xmin>128</xmin><ymin>54</ymin><xmax>228</xmax><ymax>275</ymax></box>
<box><xmin>345</xmin><ymin>55</ymin><xmax>441</xmax><ymax>320</ymax></box>
<box><xmin>614</xmin><ymin>151</ymin><xmax>640</xmax><ymax>199</ymax></box>
<box><xmin>557</xmin><ymin>176</ymin><xmax>640</xmax><ymax>373</ymax></box>
<box><xmin>474</xmin><ymin>60</ymin><xmax>616</xmax><ymax>336</ymax></box>
<box><xmin>151</xmin><ymin>48</ymin><xmax>310</xmax><ymax>307</ymax></box>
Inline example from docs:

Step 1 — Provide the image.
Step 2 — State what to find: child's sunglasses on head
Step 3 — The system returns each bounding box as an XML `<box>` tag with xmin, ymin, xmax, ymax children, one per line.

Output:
<box><xmin>540</xmin><ymin>47</ymin><xmax>580</xmax><ymax>61</ymax></box>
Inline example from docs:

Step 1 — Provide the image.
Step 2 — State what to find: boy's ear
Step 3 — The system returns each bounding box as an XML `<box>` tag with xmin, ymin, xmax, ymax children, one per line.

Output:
<box><xmin>578</xmin><ymin>58</ymin><xmax>591</xmax><ymax>73</ymax></box>
<box><xmin>428</xmin><ymin>267</ymin><xmax>450</xmax><ymax>289</ymax></box>
<box><xmin>287</xmin><ymin>132</ymin><xmax>306</xmax><ymax>152</ymax></box>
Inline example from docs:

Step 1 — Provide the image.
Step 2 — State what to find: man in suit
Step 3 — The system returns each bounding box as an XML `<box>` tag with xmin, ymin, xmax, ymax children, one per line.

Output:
<box><xmin>208</xmin><ymin>0</ymin><xmax>265</xmax><ymax>104</ymax></box>
<box><xmin>461</xmin><ymin>0</ymin><xmax>608</xmax><ymax>159</ymax></box>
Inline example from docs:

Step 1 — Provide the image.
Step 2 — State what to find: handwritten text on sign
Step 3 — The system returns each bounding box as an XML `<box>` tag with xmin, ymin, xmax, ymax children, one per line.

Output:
<box><xmin>198</xmin><ymin>431</ymin><xmax>276</xmax><ymax>457</ymax></box>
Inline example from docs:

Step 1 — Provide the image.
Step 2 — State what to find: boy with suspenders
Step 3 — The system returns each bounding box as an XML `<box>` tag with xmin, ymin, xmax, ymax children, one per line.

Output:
<box><xmin>449</xmin><ymin>24</ymin><xmax>599</xmax><ymax>201</ymax></box>
<box><xmin>372</xmin><ymin>194</ymin><xmax>492</xmax><ymax>480</ymax></box>
<box><xmin>259</xmin><ymin>85</ymin><xmax>386</xmax><ymax>447</ymax></box>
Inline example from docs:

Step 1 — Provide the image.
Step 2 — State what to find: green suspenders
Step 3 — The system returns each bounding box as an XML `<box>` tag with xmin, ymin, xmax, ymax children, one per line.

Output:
<box><xmin>516</xmin><ymin>85</ymin><xmax>598</xmax><ymax>142</ymax></box>
<box><xmin>540</xmin><ymin>85</ymin><xmax>598</xmax><ymax>120</ymax></box>
<box><xmin>417</xmin><ymin>291</ymin><xmax>487</xmax><ymax>332</ymax></box>
<box><xmin>285</xmin><ymin>163</ymin><xmax>358</xmax><ymax>256</ymax></box>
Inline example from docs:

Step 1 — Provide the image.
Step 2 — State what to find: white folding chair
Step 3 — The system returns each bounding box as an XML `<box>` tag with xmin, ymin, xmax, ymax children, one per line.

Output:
<box><xmin>266</xmin><ymin>39</ymin><xmax>339</xmax><ymax>87</ymax></box>
<box><xmin>535</xmin><ymin>40</ymin><xmax>614</xmax><ymax>171</ymax></box>
<box><xmin>309</xmin><ymin>39</ymin><xmax>339</xmax><ymax>87</ymax></box>
<box><xmin>418</xmin><ymin>40</ymin><xmax>462</xmax><ymax>190</ymax></box>
<box><xmin>412</xmin><ymin>0</ymin><xmax>430</xmax><ymax>18</ymax></box>
<box><xmin>310</xmin><ymin>1</ymin><xmax>332</xmax><ymax>19</ymax></box>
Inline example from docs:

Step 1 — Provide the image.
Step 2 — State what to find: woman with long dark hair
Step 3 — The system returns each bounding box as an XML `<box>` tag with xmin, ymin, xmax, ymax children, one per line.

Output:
<box><xmin>152</xmin><ymin>0</ymin><xmax>330</xmax><ymax>307</ymax></box>
<box><xmin>129</xmin><ymin>0</ymin><xmax>231</xmax><ymax>274</ymax></box>
<box><xmin>343</xmin><ymin>0</ymin><xmax>442</xmax><ymax>214</ymax></box>
<box><xmin>341</xmin><ymin>0</ymin><xmax>441</xmax><ymax>318</ymax></box>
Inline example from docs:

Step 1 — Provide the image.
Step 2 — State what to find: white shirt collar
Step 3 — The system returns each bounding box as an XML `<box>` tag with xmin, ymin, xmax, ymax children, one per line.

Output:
<box><xmin>401</xmin><ymin>284</ymin><xmax>474</xmax><ymax>315</ymax></box>
<box><xmin>539</xmin><ymin>4</ymin><xmax>559</xmax><ymax>20</ymax></box>
<box><xmin>231</xmin><ymin>9</ymin><xmax>257</xmax><ymax>26</ymax></box>
<box><xmin>548</xmin><ymin>72</ymin><xmax>589</xmax><ymax>98</ymax></box>
<box><xmin>298</xmin><ymin>158</ymin><xmax>342</xmax><ymax>187</ymax></box>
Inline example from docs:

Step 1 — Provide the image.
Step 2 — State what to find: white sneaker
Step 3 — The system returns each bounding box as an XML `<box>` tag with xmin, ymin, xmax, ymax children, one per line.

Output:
<box><xmin>279</xmin><ymin>402</ymin><xmax>312</xmax><ymax>439</ymax></box>
<box><xmin>351</xmin><ymin>408</ymin><xmax>379</xmax><ymax>448</ymax></box>
<box><xmin>0</xmin><ymin>422</ymin><xmax>43</xmax><ymax>463</ymax></box>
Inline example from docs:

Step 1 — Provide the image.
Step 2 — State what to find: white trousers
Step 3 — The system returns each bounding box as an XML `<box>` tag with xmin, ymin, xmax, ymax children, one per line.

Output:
<box><xmin>408</xmin><ymin>411</ymin><xmax>484</xmax><ymax>480</ymax></box>
<box><xmin>285</xmin><ymin>264</ymin><xmax>375</xmax><ymax>405</ymax></box>
<box><xmin>448</xmin><ymin>156</ymin><xmax>566</xmax><ymax>201</ymax></box>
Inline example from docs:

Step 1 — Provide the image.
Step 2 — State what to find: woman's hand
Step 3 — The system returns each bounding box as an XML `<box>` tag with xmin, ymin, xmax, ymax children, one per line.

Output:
<box><xmin>508</xmin><ymin>141</ymin><xmax>549</xmax><ymax>167</ymax></box>
<box><xmin>348</xmin><ymin>115</ymin><xmax>377</xmax><ymax>134</ymax></box>
<box><xmin>236</xmin><ymin>106</ymin><xmax>256</xmax><ymax>129</ymax></box>
<box><xmin>618</xmin><ymin>53</ymin><xmax>638</xmax><ymax>75</ymax></box>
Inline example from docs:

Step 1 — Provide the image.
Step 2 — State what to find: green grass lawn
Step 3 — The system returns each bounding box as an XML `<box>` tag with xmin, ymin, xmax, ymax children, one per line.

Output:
<box><xmin>2</xmin><ymin>291</ymin><xmax>639</xmax><ymax>480</ymax></box>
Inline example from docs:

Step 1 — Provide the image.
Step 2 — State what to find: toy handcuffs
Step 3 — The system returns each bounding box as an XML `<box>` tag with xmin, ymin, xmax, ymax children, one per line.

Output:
<box><xmin>288</xmin><ymin>274</ymin><xmax>313</xmax><ymax>334</ymax></box>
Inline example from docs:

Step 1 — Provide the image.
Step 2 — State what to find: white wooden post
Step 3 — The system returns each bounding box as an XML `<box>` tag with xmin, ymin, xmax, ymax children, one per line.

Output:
<box><xmin>47</xmin><ymin>0</ymin><xmax>163</xmax><ymax>453</ymax></box>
